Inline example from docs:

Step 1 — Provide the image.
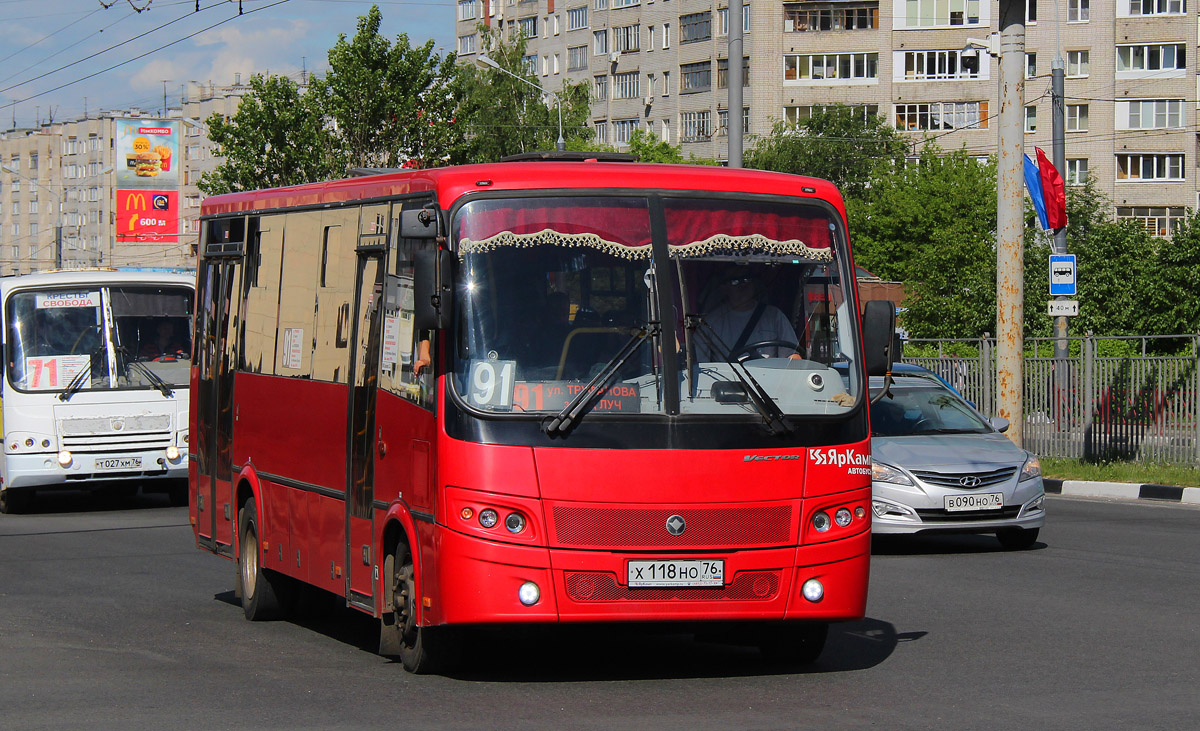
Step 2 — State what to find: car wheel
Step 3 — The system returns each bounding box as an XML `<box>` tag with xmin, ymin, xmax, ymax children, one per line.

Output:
<box><xmin>997</xmin><ymin>527</ymin><xmax>1040</xmax><ymax>551</ymax></box>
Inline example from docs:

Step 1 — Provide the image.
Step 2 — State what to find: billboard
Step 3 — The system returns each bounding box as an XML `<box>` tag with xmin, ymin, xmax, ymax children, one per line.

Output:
<box><xmin>117</xmin><ymin>190</ymin><xmax>179</xmax><ymax>243</ymax></box>
<box><xmin>116</xmin><ymin>119</ymin><xmax>181</xmax><ymax>189</ymax></box>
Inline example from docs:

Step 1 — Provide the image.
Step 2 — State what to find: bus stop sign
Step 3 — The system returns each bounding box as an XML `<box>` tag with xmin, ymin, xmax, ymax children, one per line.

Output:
<box><xmin>1049</xmin><ymin>254</ymin><xmax>1076</xmax><ymax>296</ymax></box>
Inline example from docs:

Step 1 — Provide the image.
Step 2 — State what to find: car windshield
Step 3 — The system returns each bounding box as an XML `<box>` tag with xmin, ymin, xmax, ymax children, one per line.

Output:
<box><xmin>450</xmin><ymin>194</ymin><xmax>862</xmax><ymax>418</ymax></box>
<box><xmin>6</xmin><ymin>285</ymin><xmax>193</xmax><ymax>393</ymax></box>
<box><xmin>869</xmin><ymin>377</ymin><xmax>992</xmax><ymax>436</ymax></box>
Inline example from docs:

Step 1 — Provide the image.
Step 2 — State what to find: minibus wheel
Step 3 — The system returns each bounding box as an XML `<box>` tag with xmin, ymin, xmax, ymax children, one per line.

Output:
<box><xmin>237</xmin><ymin>501</ymin><xmax>285</xmax><ymax>620</ymax></box>
<box><xmin>381</xmin><ymin>540</ymin><xmax>461</xmax><ymax>674</ymax></box>
<box><xmin>0</xmin><ymin>488</ymin><xmax>31</xmax><ymax>514</ymax></box>
<box><xmin>758</xmin><ymin>622</ymin><xmax>828</xmax><ymax>666</ymax></box>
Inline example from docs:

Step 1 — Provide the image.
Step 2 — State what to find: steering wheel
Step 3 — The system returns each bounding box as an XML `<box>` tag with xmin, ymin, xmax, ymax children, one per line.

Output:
<box><xmin>70</xmin><ymin>325</ymin><xmax>102</xmax><ymax>354</ymax></box>
<box><xmin>731</xmin><ymin>339</ymin><xmax>801</xmax><ymax>362</ymax></box>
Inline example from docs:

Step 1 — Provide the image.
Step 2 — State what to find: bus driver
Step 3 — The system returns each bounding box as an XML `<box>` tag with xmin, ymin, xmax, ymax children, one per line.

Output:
<box><xmin>697</xmin><ymin>270</ymin><xmax>802</xmax><ymax>362</ymax></box>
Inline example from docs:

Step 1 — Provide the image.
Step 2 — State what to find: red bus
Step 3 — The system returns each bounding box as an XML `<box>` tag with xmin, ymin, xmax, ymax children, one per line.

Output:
<box><xmin>190</xmin><ymin>154</ymin><xmax>894</xmax><ymax>673</ymax></box>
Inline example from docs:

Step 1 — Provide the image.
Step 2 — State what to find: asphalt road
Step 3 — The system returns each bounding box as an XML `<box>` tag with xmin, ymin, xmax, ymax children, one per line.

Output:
<box><xmin>1</xmin><ymin>491</ymin><xmax>1198</xmax><ymax>730</ymax></box>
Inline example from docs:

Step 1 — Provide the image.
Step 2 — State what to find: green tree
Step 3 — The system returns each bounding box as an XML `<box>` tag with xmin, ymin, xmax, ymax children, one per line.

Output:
<box><xmin>744</xmin><ymin>105</ymin><xmax>910</xmax><ymax>199</ymax></box>
<box><xmin>197</xmin><ymin>73</ymin><xmax>338</xmax><ymax>195</ymax></box>
<box><xmin>311</xmin><ymin>5</ymin><xmax>461</xmax><ymax>170</ymax></box>
<box><xmin>848</xmin><ymin>146</ymin><xmax>997</xmax><ymax>338</ymax></box>
<box><xmin>621</xmin><ymin>129</ymin><xmax>719</xmax><ymax>164</ymax></box>
<box><xmin>453</xmin><ymin>26</ymin><xmax>592</xmax><ymax>163</ymax></box>
<box><xmin>1144</xmin><ymin>212</ymin><xmax>1200</xmax><ymax>336</ymax></box>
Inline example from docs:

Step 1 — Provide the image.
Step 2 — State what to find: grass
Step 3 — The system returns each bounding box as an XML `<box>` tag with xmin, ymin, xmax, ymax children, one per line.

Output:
<box><xmin>1041</xmin><ymin>457</ymin><xmax>1200</xmax><ymax>488</ymax></box>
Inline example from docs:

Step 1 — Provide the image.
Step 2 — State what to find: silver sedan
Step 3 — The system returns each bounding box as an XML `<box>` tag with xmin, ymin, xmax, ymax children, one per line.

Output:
<box><xmin>869</xmin><ymin>367</ymin><xmax>1046</xmax><ymax>550</ymax></box>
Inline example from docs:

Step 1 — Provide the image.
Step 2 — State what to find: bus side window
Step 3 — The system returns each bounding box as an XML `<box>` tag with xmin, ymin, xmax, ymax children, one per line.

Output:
<box><xmin>379</xmin><ymin>205</ymin><xmax>436</xmax><ymax>411</ymax></box>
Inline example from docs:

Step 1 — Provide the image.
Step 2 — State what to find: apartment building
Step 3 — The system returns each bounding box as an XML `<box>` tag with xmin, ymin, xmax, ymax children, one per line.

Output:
<box><xmin>0</xmin><ymin>79</ymin><xmax>248</xmax><ymax>276</ymax></box>
<box><xmin>455</xmin><ymin>0</ymin><xmax>1198</xmax><ymax>235</ymax></box>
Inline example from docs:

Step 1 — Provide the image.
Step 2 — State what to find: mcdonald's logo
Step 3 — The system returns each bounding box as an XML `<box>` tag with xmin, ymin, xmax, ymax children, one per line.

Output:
<box><xmin>125</xmin><ymin>193</ymin><xmax>148</xmax><ymax>211</ymax></box>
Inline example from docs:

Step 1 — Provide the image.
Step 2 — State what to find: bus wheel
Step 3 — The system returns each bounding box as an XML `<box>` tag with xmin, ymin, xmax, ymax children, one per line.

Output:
<box><xmin>0</xmin><ymin>488</ymin><xmax>31</xmax><ymax>514</ymax></box>
<box><xmin>167</xmin><ymin>482</ymin><xmax>188</xmax><ymax>507</ymax></box>
<box><xmin>237</xmin><ymin>501</ymin><xmax>285</xmax><ymax>621</ymax></box>
<box><xmin>759</xmin><ymin>622</ymin><xmax>828</xmax><ymax>666</ymax></box>
<box><xmin>380</xmin><ymin>541</ymin><xmax>461</xmax><ymax>674</ymax></box>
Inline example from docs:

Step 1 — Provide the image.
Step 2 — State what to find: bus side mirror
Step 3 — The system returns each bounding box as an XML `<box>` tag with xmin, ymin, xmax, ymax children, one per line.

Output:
<box><xmin>400</xmin><ymin>207</ymin><xmax>441</xmax><ymax>239</ymax></box>
<box><xmin>862</xmin><ymin>300</ymin><xmax>896</xmax><ymax>377</ymax></box>
<box><xmin>414</xmin><ymin>248</ymin><xmax>454</xmax><ymax>331</ymax></box>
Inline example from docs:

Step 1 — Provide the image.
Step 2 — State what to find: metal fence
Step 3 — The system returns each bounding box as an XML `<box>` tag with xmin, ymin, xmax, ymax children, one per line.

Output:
<box><xmin>903</xmin><ymin>335</ymin><xmax>1200</xmax><ymax>465</ymax></box>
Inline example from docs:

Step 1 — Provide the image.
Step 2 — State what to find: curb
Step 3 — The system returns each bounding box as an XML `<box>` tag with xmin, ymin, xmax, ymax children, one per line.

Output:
<box><xmin>1044</xmin><ymin>478</ymin><xmax>1200</xmax><ymax>505</ymax></box>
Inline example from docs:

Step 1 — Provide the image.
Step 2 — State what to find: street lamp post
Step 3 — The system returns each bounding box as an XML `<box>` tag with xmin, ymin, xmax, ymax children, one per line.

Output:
<box><xmin>1</xmin><ymin>163</ymin><xmax>62</xmax><ymax>270</ymax></box>
<box><xmin>474</xmin><ymin>54</ymin><xmax>566</xmax><ymax>152</ymax></box>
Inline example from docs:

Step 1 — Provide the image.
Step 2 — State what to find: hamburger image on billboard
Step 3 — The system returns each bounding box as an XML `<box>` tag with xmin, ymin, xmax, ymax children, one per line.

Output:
<box><xmin>117</xmin><ymin>120</ymin><xmax>179</xmax><ymax>189</ymax></box>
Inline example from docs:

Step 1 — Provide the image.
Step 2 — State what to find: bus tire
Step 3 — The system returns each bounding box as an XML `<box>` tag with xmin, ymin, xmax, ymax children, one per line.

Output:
<box><xmin>167</xmin><ymin>482</ymin><xmax>188</xmax><ymax>507</ymax></box>
<box><xmin>237</xmin><ymin>501</ymin><xmax>286</xmax><ymax>621</ymax></box>
<box><xmin>759</xmin><ymin>622</ymin><xmax>828</xmax><ymax>666</ymax></box>
<box><xmin>0</xmin><ymin>488</ymin><xmax>31</xmax><ymax>514</ymax></box>
<box><xmin>380</xmin><ymin>540</ymin><xmax>461</xmax><ymax>674</ymax></box>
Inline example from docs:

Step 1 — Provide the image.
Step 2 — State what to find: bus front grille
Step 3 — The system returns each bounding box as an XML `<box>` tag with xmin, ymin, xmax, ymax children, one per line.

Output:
<box><xmin>564</xmin><ymin>571</ymin><xmax>781</xmax><ymax>602</ymax></box>
<box><xmin>551</xmin><ymin>505</ymin><xmax>792</xmax><ymax>549</ymax></box>
<box><xmin>61</xmin><ymin>431</ymin><xmax>173</xmax><ymax>452</ymax></box>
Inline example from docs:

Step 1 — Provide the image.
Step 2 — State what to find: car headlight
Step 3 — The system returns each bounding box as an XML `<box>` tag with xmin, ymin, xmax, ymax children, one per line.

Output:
<box><xmin>1020</xmin><ymin>455</ymin><xmax>1042</xmax><ymax>481</ymax></box>
<box><xmin>872</xmin><ymin>460</ymin><xmax>913</xmax><ymax>486</ymax></box>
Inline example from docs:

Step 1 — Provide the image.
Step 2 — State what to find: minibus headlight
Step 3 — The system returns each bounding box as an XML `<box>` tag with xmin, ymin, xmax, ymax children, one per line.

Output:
<box><xmin>57</xmin><ymin>450</ymin><xmax>73</xmax><ymax>467</ymax></box>
<box><xmin>834</xmin><ymin>508</ymin><xmax>853</xmax><ymax>527</ymax></box>
<box><xmin>505</xmin><ymin>512</ymin><xmax>526</xmax><ymax>533</ymax></box>
<box><xmin>166</xmin><ymin>446</ymin><xmax>180</xmax><ymax>461</ymax></box>
<box><xmin>518</xmin><ymin>581</ymin><xmax>540</xmax><ymax>606</ymax></box>
<box><xmin>812</xmin><ymin>511</ymin><xmax>831</xmax><ymax>532</ymax></box>
<box><xmin>478</xmin><ymin>509</ymin><xmax>498</xmax><ymax>528</ymax></box>
<box><xmin>801</xmin><ymin>579</ymin><xmax>824</xmax><ymax>602</ymax></box>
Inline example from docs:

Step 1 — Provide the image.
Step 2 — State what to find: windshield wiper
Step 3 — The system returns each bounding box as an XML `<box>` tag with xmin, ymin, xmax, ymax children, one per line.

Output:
<box><xmin>118</xmin><ymin>347</ymin><xmax>173</xmax><ymax>398</ymax></box>
<box><xmin>57</xmin><ymin>360</ymin><xmax>95</xmax><ymax>402</ymax></box>
<box><xmin>686</xmin><ymin>315</ymin><xmax>793</xmax><ymax>435</ymax></box>
<box><xmin>542</xmin><ymin>324</ymin><xmax>657</xmax><ymax>436</ymax></box>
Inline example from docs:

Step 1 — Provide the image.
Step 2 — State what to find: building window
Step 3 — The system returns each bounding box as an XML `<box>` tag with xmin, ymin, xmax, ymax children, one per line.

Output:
<box><xmin>521</xmin><ymin>54</ymin><xmax>538</xmax><ymax>75</ymax></box>
<box><xmin>660</xmin><ymin>120</ymin><xmax>670</xmax><ymax>142</ymax></box>
<box><xmin>614</xmin><ymin>118</ymin><xmax>639</xmax><ymax>144</ymax></box>
<box><xmin>614</xmin><ymin>71</ymin><xmax>640</xmax><ymax>98</ymax></box>
<box><xmin>1116</xmin><ymin>206</ymin><xmax>1185</xmax><ymax>237</ymax></box>
<box><xmin>1121</xmin><ymin>0</ymin><xmax>1185</xmax><ymax>15</ymax></box>
<box><xmin>895</xmin><ymin>101</ymin><xmax>988</xmax><ymax>131</ymax></box>
<box><xmin>662</xmin><ymin>70</ymin><xmax>670</xmax><ymax>95</ymax></box>
<box><xmin>567</xmin><ymin>7</ymin><xmax>588</xmax><ymax>30</ymax></box>
<box><xmin>594</xmin><ymin>0</ymin><xmax>607</xmax><ymax>8</ymax></box>
<box><xmin>1026</xmin><ymin>53</ymin><xmax>1037</xmax><ymax>78</ymax></box>
<box><xmin>613</xmin><ymin>24</ymin><xmax>640</xmax><ymax>52</ymax></box>
<box><xmin>1116</xmin><ymin>154</ymin><xmax>1184</xmax><ymax>181</ymax></box>
<box><xmin>1066</xmin><ymin>158</ymin><xmax>1089</xmax><ymax>185</ymax></box>
<box><xmin>898</xmin><ymin>49</ymin><xmax>982</xmax><ymax>80</ymax></box>
<box><xmin>518</xmin><ymin>16</ymin><xmax>538</xmax><ymax>37</ymax></box>
<box><xmin>900</xmin><ymin>0</ymin><xmax>984</xmax><ymax>28</ymax></box>
<box><xmin>1068</xmin><ymin>0</ymin><xmax>1090</xmax><ymax>20</ymax></box>
<box><xmin>717</xmin><ymin>57</ymin><xmax>750</xmax><ymax>88</ymax></box>
<box><xmin>785</xmin><ymin>104</ymin><xmax>879</xmax><ymax>124</ymax></box>
<box><xmin>458</xmin><ymin>34</ymin><xmax>476</xmax><ymax>54</ymax></box>
<box><xmin>681</xmin><ymin>111</ymin><xmax>711</xmax><ymax>142</ymax></box>
<box><xmin>717</xmin><ymin>5</ymin><xmax>750</xmax><ymax>34</ymax></box>
<box><xmin>1118</xmin><ymin>99</ymin><xmax>1184</xmax><ymax>129</ymax></box>
<box><xmin>458</xmin><ymin>0</ymin><xmax>478</xmax><ymax>20</ymax></box>
<box><xmin>568</xmin><ymin>45</ymin><xmax>588</xmax><ymax>71</ymax></box>
<box><xmin>1066</xmin><ymin>104</ymin><xmax>1088</xmax><ymax>131</ymax></box>
<box><xmin>594</xmin><ymin>119</ymin><xmax>609</xmax><ymax>143</ymax></box>
<box><xmin>785</xmin><ymin>3</ymin><xmax>878</xmax><ymax>31</ymax></box>
<box><xmin>594</xmin><ymin>75</ymin><xmax>608</xmax><ymax>100</ymax></box>
<box><xmin>681</xmin><ymin>61</ymin><xmax>712</xmax><ymax>93</ymax></box>
<box><xmin>1024</xmin><ymin>105</ymin><xmax>1037</xmax><ymax>133</ymax></box>
<box><xmin>785</xmin><ymin>53</ymin><xmax>879</xmax><ymax>82</ymax></box>
<box><xmin>613</xmin><ymin>0</ymin><xmax>638</xmax><ymax>7</ymax></box>
<box><xmin>1067</xmin><ymin>50</ymin><xmax>1089</xmax><ymax>77</ymax></box>
<box><xmin>593</xmin><ymin>29</ymin><xmax>609</xmax><ymax>55</ymax></box>
<box><xmin>1026</xmin><ymin>0</ymin><xmax>1037</xmax><ymax>22</ymax></box>
<box><xmin>680</xmin><ymin>12</ymin><xmax>711</xmax><ymax>43</ymax></box>
<box><xmin>1116</xmin><ymin>44</ymin><xmax>1186</xmax><ymax>77</ymax></box>
<box><xmin>662</xmin><ymin>23</ymin><xmax>671</xmax><ymax>48</ymax></box>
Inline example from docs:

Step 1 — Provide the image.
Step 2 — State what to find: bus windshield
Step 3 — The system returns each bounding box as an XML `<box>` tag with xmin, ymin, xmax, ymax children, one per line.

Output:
<box><xmin>451</xmin><ymin>193</ymin><xmax>861</xmax><ymax>418</ymax></box>
<box><xmin>6</xmin><ymin>285</ymin><xmax>193</xmax><ymax>394</ymax></box>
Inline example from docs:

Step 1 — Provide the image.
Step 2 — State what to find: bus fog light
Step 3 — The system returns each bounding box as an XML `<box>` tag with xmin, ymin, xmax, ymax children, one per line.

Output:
<box><xmin>834</xmin><ymin>508</ymin><xmax>852</xmax><ymax>527</ymax></box>
<box><xmin>166</xmin><ymin>446</ymin><xmax>180</xmax><ymax>461</ymax></box>
<box><xmin>518</xmin><ymin>581</ymin><xmax>540</xmax><ymax>606</ymax></box>
<box><xmin>812</xmin><ymin>511</ymin><xmax>831</xmax><ymax>532</ymax></box>
<box><xmin>505</xmin><ymin>512</ymin><xmax>526</xmax><ymax>533</ymax></box>
<box><xmin>57</xmin><ymin>451</ymin><xmax>72</xmax><ymax>467</ymax></box>
<box><xmin>855</xmin><ymin>506</ymin><xmax>866</xmax><ymax>519</ymax></box>
<box><xmin>802</xmin><ymin>579</ymin><xmax>824</xmax><ymax>603</ymax></box>
<box><xmin>478</xmin><ymin>509</ymin><xmax>498</xmax><ymax>528</ymax></box>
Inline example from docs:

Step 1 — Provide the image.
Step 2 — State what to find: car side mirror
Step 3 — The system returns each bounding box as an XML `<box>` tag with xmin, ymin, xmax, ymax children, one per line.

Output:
<box><xmin>989</xmin><ymin>416</ymin><xmax>1011</xmax><ymax>433</ymax></box>
<box><xmin>861</xmin><ymin>300</ymin><xmax>896</xmax><ymax>377</ymax></box>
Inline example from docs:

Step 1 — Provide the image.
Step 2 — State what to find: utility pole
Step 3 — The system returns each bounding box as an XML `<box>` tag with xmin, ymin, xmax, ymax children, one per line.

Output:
<box><xmin>1050</xmin><ymin>11</ymin><xmax>1070</xmax><ymax>424</ymax></box>
<box><xmin>996</xmin><ymin>0</ymin><xmax>1026</xmax><ymax>447</ymax></box>
<box><xmin>727</xmin><ymin>0</ymin><xmax>743</xmax><ymax>167</ymax></box>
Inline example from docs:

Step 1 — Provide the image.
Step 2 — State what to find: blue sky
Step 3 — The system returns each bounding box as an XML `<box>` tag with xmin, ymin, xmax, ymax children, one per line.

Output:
<box><xmin>0</xmin><ymin>0</ymin><xmax>455</xmax><ymax>129</ymax></box>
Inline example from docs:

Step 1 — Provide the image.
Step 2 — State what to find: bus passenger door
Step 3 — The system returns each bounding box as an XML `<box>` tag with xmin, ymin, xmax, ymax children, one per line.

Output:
<box><xmin>346</xmin><ymin>244</ymin><xmax>385</xmax><ymax>611</ymax></box>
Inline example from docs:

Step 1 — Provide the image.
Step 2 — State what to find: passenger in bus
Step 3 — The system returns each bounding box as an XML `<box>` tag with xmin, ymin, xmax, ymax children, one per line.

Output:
<box><xmin>698</xmin><ymin>270</ymin><xmax>802</xmax><ymax>362</ymax></box>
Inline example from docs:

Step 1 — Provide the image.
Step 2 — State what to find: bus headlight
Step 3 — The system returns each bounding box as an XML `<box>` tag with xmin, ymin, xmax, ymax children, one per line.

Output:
<box><xmin>166</xmin><ymin>446</ymin><xmax>180</xmax><ymax>461</ymax></box>
<box><xmin>57</xmin><ymin>450</ymin><xmax>73</xmax><ymax>467</ymax></box>
<box><xmin>812</xmin><ymin>511</ymin><xmax>832</xmax><ymax>532</ymax></box>
<box><xmin>801</xmin><ymin>579</ymin><xmax>824</xmax><ymax>602</ymax></box>
<box><xmin>518</xmin><ymin>581</ymin><xmax>540</xmax><ymax>606</ymax></box>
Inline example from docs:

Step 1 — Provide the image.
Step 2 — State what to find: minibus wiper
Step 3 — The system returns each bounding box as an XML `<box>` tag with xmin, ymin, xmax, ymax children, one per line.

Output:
<box><xmin>57</xmin><ymin>361</ymin><xmax>94</xmax><ymax>402</ymax></box>
<box><xmin>118</xmin><ymin>347</ymin><xmax>173</xmax><ymax>398</ymax></box>
<box><xmin>542</xmin><ymin>324</ymin><xmax>657</xmax><ymax>436</ymax></box>
<box><xmin>686</xmin><ymin>315</ymin><xmax>794</xmax><ymax>435</ymax></box>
